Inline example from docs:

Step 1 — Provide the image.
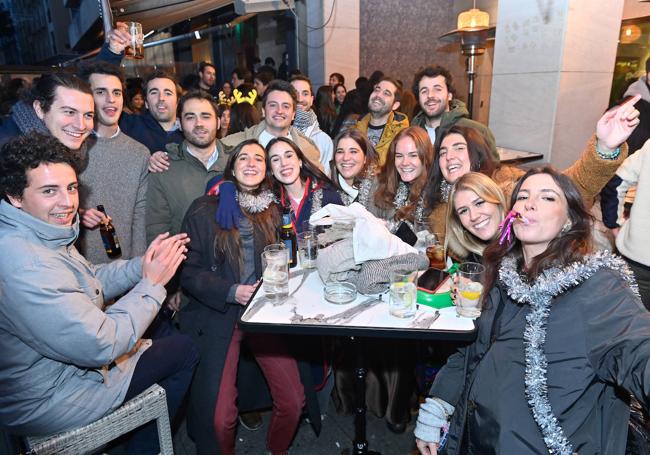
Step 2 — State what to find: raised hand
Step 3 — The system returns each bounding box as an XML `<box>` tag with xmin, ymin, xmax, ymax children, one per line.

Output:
<box><xmin>107</xmin><ymin>22</ymin><xmax>132</xmax><ymax>55</ymax></box>
<box><xmin>143</xmin><ymin>232</ymin><xmax>190</xmax><ymax>286</ymax></box>
<box><xmin>596</xmin><ymin>94</ymin><xmax>641</xmax><ymax>152</ymax></box>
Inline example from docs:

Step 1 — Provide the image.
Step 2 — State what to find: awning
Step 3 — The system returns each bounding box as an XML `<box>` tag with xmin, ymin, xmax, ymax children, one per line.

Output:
<box><xmin>110</xmin><ymin>0</ymin><xmax>233</xmax><ymax>32</ymax></box>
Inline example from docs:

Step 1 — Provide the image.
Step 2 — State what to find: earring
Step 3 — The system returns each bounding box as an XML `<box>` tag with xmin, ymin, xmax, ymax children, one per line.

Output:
<box><xmin>561</xmin><ymin>221</ymin><xmax>572</xmax><ymax>234</ymax></box>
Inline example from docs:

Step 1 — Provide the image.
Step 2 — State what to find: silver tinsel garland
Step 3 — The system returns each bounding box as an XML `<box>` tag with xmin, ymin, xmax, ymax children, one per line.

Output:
<box><xmin>393</xmin><ymin>181</ymin><xmax>426</xmax><ymax>230</ymax></box>
<box><xmin>341</xmin><ymin>165</ymin><xmax>376</xmax><ymax>207</ymax></box>
<box><xmin>498</xmin><ymin>250</ymin><xmax>639</xmax><ymax>455</ymax></box>
<box><xmin>236</xmin><ymin>189</ymin><xmax>277</xmax><ymax>214</ymax></box>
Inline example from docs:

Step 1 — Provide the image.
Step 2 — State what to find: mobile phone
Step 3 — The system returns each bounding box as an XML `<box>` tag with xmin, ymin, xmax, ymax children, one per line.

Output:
<box><xmin>418</xmin><ymin>268</ymin><xmax>450</xmax><ymax>292</ymax></box>
<box><xmin>395</xmin><ymin>221</ymin><xmax>418</xmax><ymax>246</ymax></box>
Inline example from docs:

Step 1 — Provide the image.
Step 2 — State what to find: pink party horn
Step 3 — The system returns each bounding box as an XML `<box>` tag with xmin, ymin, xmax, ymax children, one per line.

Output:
<box><xmin>497</xmin><ymin>210</ymin><xmax>524</xmax><ymax>246</ymax></box>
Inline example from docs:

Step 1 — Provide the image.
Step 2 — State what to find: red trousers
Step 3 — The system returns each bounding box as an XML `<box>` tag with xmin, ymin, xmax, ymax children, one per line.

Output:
<box><xmin>214</xmin><ymin>324</ymin><xmax>305</xmax><ymax>455</ymax></box>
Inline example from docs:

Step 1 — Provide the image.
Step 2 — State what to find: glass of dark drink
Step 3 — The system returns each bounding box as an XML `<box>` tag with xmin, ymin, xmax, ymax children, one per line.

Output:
<box><xmin>425</xmin><ymin>233</ymin><xmax>446</xmax><ymax>269</ymax></box>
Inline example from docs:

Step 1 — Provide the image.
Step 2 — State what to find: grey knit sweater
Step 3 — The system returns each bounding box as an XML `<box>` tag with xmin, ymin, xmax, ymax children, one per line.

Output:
<box><xmin>76</xmin><ymin>131</ymin><xmax>149</xmax><ymax>264</ymax></box>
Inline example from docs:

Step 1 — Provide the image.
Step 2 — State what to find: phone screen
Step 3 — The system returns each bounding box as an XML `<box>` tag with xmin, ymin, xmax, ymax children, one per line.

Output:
<box><xmin>418</xmin><ymin>268</ymin><xmax>449</xmax><ymax>292</ymax></box>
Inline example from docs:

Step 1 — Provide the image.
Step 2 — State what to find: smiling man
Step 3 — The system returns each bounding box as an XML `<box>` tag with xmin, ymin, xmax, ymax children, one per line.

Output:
<box><xmin>0</xmin><ymin>133</ymin><xmax>197</xmax><ymax>453</ymax></box>
<box><xmin>220</xmin><ymin>79</ymin><xmax>321</xmax><ymax>169</ymax></box>
<box><xmin>411</xmin><ymin>65</ymin><xmax>498</xmax><ymax>161</ymax></box>
<box><xmin>76</xmin><ymin>62</ymin><xmax>150</xmax><ymax>265</ymax></box>
<box><xmin>355</xmin><ymin>76</ymin><xmax>409</xmax><ymax>165</ymax></box>
<box><xmin>290</xmin><ymin>75</ymin><xmax>333</xmax><ymax>173</ymax></box>
<box><xmin>146</xmin><ymin>90</ymin><xmax>228</xmax><ymax>244</ymax></box>
<box><xmin>0</xmin><ymin>72</ymin><xmax>94</xmax><ymax>154</ymax></box>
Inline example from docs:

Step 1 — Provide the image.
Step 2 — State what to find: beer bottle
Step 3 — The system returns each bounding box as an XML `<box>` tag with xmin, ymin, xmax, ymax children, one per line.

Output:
<box><xmin>279</xmin><ymin>207</ymin><xmax>297</xmax><ymax>268</ymax></box>
<box><xmin>97</xmin><ymin>205</ymin><xmax>122</xmax><ymax>259</ymax></box>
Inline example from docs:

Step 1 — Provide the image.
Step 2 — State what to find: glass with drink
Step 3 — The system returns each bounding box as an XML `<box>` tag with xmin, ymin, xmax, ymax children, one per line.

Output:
<box><xmin>261</xmin><ymin>249</ymin><xmax>289</xmax><ymax>304</ymax></box>
<box><xmin>119</xmin><ymin>21</ymin><xmax>144</xmax><ymax>59</ymax></box>
<box><xmin>389</xmin><ymin>268</ymin><xmax>418</xmax><ymax>318</ymax></box>
<box><xmin>413</xmin><ymin>214</ymin><xmax>431</xmax><ymax>253</ymax></box>
<box><xmin>425</xmin><ymin>233</ymin><xmax>446</xmax><ymax>270</ymax></box>
<box><xmin>456</xmin><ymin>262</ymin><xmax>485</xmax><ymax>318</ymax></box>
<box><xmin>297</xmin><ymin>230</ymin><xmax>318</xmax><ymax>269</ymax></box>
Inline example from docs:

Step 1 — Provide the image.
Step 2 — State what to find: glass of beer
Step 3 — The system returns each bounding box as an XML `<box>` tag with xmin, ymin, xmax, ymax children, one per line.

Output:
<box><xmin>456</xmin><ymin>262</ymin><xmax>485</xmax><ymax>318</ymax></box>
<box><xmin>425</xmin><ymin>233</ymin><xmax>446</xmax><ymax>270</ymax></box>
<box><xmin>120</xmin><ymin>22</ymin><xmax>144</xmax><ymax>59</ymax></box>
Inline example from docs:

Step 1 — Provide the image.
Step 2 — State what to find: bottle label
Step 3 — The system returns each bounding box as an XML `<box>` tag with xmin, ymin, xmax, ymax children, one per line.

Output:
<box><xmin>283</xmin><ymin>239</ymin><xmax>294</xmax><ymax>264</ymax></box>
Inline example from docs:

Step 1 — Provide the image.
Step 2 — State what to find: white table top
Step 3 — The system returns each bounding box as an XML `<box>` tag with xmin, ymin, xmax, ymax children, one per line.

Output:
<box><xmin>240</xmin><ymin>267</ymin><xmax>476</xmax><ymax>340</ymax></box>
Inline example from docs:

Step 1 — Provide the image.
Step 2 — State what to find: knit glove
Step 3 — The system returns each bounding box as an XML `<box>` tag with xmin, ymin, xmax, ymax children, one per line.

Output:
<box><xmin>215</xmin><ymin>180</ymin><xmax>242</xmax><ymax>230</ymax></box>
<box><xmin>414</xmin><ymin>397</ymin><xmax>455</xmax><ymax>444</ymax></box>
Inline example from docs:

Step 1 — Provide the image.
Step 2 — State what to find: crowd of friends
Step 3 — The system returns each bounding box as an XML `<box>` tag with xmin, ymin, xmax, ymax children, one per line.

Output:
<box><xmin>0</xmin><ymin>22</ymin><xmax>649</xmax><ymax>455</ymax></box>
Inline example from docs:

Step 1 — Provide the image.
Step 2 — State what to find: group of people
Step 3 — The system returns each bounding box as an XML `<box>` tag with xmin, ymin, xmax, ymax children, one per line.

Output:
<box><xmin>0</xmin><ymin>20</ymin><xmax>650</xmax><ymax>455</ymax></box>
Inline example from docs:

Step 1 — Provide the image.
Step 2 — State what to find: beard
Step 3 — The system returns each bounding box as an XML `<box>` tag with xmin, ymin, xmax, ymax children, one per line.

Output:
<box><xmin>186</xmin><ymin>128</ymin><xmax>217</xmax><ymax>148</ymax></box>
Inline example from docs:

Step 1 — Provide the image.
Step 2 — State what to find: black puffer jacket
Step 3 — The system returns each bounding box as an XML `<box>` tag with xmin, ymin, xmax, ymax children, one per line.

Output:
<box><xmin>431</xmin><ymin>266</ymin><xmax>650</xmax><ymax>454</ymax></box>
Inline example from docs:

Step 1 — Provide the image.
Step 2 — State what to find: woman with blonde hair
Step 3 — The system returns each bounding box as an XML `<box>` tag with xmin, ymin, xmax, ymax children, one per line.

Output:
<box><xmin>445</xmin><ymin>172</ymin><xmax>507</xmax><ymax>262</ymax></box>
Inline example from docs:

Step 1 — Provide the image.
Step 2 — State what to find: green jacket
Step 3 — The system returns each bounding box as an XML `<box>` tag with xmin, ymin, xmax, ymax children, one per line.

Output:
<box><xmin>146</xmin><ymin>140</ymin><xmax>229</xmax><ymax>244</ymax></box>
<box><xmin>412</xmin><ymin>99</ymin><xmax>499</xmax><ymax>162</ymax></box>
<box><xmin>355</xmin><ymin>111</ymin><xmax>409</xmax><ymax>165</ymax></box>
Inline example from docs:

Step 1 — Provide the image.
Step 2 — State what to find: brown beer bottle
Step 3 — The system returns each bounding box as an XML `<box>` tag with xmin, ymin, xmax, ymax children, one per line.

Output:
<box><xmin>97</xmin><ymin>205</ymin><xmax>122</xmax><ymax>259</ymax></box>
<box><xmin>279</xmin><ymin>207</ymin><xmax>297</xmax><ymax>268</ymax></box>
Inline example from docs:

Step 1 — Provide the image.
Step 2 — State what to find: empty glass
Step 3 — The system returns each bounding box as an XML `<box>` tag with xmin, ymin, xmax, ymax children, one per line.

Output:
<box><xmin>389</xmin><ymin>268</ymin><xmax>418</xmax><ymax>318</ymax></box>
<box><xmin>297</xmin><ymin>231</ymin><xmax>318</xmax><ymax>269</ymax></box>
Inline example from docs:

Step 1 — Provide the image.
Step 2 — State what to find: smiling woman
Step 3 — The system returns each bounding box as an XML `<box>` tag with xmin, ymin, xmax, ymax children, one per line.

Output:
<box><xmin>178</xmin><ymin>139</ymin><xmax>306</xmax><ymax>454</ymax></box>
<box><xmin>368</xmin><ymin>126</ymin><xmax>434</xmax><ymax>233</ymax></box>
<box><xmin>266</xmin><ymin>137</ymin><xmax>343</xmax><ymax>233</ymax></box>
<box><xmin>446</xmin><ymin>172</ymin><xmax>507</xmax><ymax>261</ymax></box>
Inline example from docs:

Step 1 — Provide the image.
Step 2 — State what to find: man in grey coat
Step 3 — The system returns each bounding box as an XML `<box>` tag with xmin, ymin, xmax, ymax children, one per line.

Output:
<box><xmin>0</xmin><ymin>133</ymin><xmax>197</xmax><ymax>453</ymax></box>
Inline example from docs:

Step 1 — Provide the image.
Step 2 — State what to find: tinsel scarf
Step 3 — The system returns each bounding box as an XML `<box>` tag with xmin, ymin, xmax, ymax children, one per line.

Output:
<box><xmin>236</xmin><ymin>189</ymin><xmax>277</xmax><ymax>214</ymax></box>
<box><xmin>498</xmin><ymin>250</ymin><xmax>639</xmax><ymax>455</ymax></box>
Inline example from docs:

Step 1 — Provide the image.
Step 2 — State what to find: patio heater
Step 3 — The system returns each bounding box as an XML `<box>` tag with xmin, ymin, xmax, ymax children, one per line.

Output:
<box><xmin>439</xmin><ymin>2</ymin><xmax>495</xmax><ymax>118</ymax></box>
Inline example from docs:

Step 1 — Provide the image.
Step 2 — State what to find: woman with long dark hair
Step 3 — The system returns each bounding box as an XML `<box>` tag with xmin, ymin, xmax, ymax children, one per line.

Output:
<box><xmin>266</xmin><ymin>137</ymin><xmax>342</xmax><ymax>231</ymax></box>
<box><xmin>424</xmin><ymin>100</ymin><xmax>640</xmax><ymax>237</ymax></box>
<box><xmin>179</xmin><ymin>139</ymin><xmax>304</xmax><ymax>455</ymax></box>
<box><xmin>314</xmin><ymin>85</ymin><xmax>337</xmax><ymax>137</ymax></box>
<box><xmin>415</xmin><ymin>167</ymin><xmax>650</xmax><ymax>455</ymax></box>
<box><xmin>330</xmin><ymin>128</ymin><xmax>379</xmax><ymax>206</ymax></box>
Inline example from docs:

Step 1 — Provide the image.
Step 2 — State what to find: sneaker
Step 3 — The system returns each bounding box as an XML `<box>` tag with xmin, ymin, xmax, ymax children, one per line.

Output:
<box><xmin>239</xmin><ymin>411</ymin><xmax>263</xmax><ymax>431</ymax></box>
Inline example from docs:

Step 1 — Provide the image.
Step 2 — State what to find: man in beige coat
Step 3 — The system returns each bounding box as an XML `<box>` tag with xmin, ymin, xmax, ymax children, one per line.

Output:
<box><xmin>220</xmin><ymin>80</ymin><xmax>322</xmax><ymax>168</ymax></box>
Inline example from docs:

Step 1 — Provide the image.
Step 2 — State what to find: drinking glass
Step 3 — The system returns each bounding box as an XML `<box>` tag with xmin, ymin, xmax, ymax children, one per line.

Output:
<box><xmin>120</xmin><ymin>21</ymin><xmax>144</xmax><ymax>59</ymax></box>
<box><xmin>413</xmin><ymin>214</ymin><xmax>431</xmax><ymax>252</ymax></box>
<box><xmin>297</xmin><ymin>230</ymin><xmax>318</xmax><ymax>269</ymax></box>
<box><xmin>261</xmin><ymin>249</ymin><xmax>289</xmax><ymax>303</ymax></box>
<box><xmin>425</xmin><ymin>233</ymin><xmax>446</xmax><ymax>270</ymax></box>
<box><xmin>263</xmin><ymin>243</ymin><xmax>285</xmax><ymax>254</ymax></box>
<box><xmin>389</xmin><ymin>268</ymin><xmax>418</xmax><ymax>318</ymax></box>
<box><xmin>456</xmin><ymin>262</ymin><xmax>485</xmax><ymax>318</ymax></box>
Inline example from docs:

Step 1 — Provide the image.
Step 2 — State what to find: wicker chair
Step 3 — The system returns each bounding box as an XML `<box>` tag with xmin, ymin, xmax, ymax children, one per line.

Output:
<box><xmin>24</xmin><ymin>384</ymin><xmax>173</xmax><ymax>455</ymax></box>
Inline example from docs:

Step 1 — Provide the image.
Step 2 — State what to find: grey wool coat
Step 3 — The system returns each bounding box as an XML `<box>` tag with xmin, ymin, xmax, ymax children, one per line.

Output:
<box><xmin>0</xmin><ymin>201</ymin><xmax>165</xmax><ymax>435</ymax></box>
<box><xmin>431</xmin><ymin>268</ymin><xmax>650</xmax><ymax>455</ymax></box>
